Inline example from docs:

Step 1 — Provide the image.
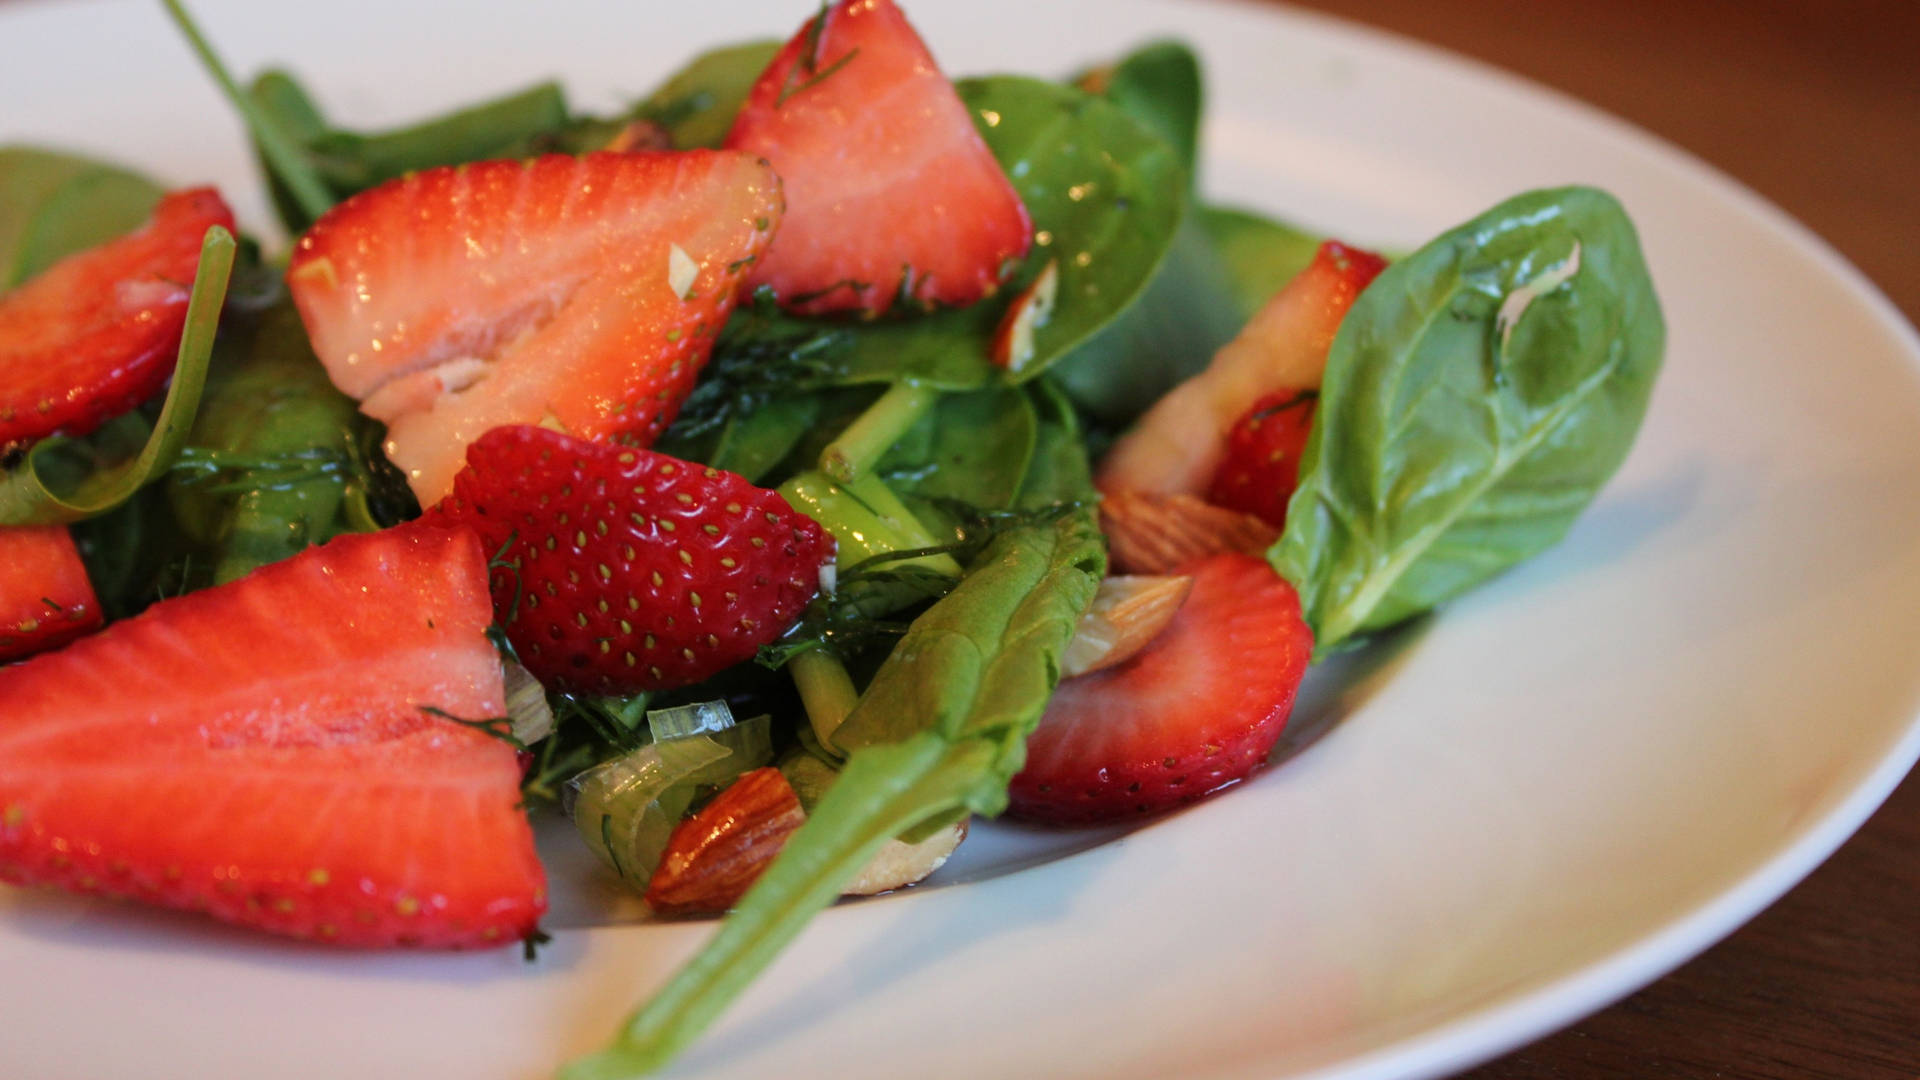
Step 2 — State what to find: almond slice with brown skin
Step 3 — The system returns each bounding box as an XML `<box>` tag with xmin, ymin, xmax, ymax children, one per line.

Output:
<box><xmin>643</xmin><ymin>767</ymin><xmax>970</xmax><ymax>915</ymax></box>
<box><xmin>1060</xmin><ymin>574</ymin><xmax>1194</xmax><ymax>678</ymax></box>
<box><xmin>644</xmin><ymin>767</ymin><xmax>806</xmax><ymax>917</ymax></box>
<box><xmin>1100</xmin><ymin>490</ymin><xmax>1279</xmax><ymax>576</ymax></box>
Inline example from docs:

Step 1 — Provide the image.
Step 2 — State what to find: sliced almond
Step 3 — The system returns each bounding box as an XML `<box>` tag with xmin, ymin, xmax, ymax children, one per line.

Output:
<box><xmin>1100</xmin><ymin>490</ymin><xmax>1279</xmax><ymax>576</ymax></box>
<box><xmin>843</xmin><ymin>820</ymin><xmax>969</xmax><ymax>896</ymax></box>
<box><xmin>643</xmin><ymin>767</ymin><xmax>805</xmax><ymax>916</ymax></box>
<box><xmin>988</xmin><ymin>259</ymin><xmax>1059</xmax><ymax>373</ymax></box>
<box><xmin>601</xmin><ymin>119</ymin><xmax>673</xmax><ymax>153</ymax></box>
<box><xmin>1061</xmin><ymin>574</ymin><xmax>1194</xmax><ymax>678</ymax></box>
<box><xmin>642</xmin><ymin>767</ymin><xmax>968</xmax><ymax>914</ymax></box>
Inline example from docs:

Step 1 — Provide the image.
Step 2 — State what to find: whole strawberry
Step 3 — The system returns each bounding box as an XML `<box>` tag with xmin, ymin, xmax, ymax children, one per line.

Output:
<box><xmin>1206</xmin><ymin>390</ymin><xmax>1317</xmax><ymax>529</ymax></box>
<box><xmin>432</xmin><ymin>425</ymin><xmax>833</xmax><ymax>694</ymax></box>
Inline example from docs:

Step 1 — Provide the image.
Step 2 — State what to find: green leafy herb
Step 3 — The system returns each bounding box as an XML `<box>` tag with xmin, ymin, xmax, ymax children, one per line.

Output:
<box><xmin>160</xmin><ymin>0</ymin><xmax>333</xmax><ymax>223</ymax></box>
<box><xmin>0</xmin><ymin>225</ymin><xmax>236</xmax><ymax>525</ymax></box>
<box><xmin>1048</xmin><ymin>42</ymin><xmax>1324</xmax><ymax>428</ymax></box>
<box><xmin>636</xmin><ymin>40</ymin><xmax>782</xmax><ymax>149</ymax></box>
<box><xmin>166</xmin><ymin>299</ymin><xmax>370</xmax><ymax>583</ymax></box>
<box><xmin>0</xmin><ymin>146</ymin><xmax>165</xmax><ymax>288</ymax></box>
<box><xmin>1272</xmin><ymin>186</ymin><xmax>1664</xmax><ymax>650</ymax></box>
<box><xmin>1079</xmin><ymin>39</ymin><xmax>1202</xmax><ymax>174</ymax></box>
<box><xmin>1197</xmin><ymin>204</ymin><xmax>1324</xmax><ymax>319</ymax></box>
<box><xmin>419</xmin><ymin>705</ymin><xmax>525</xmax><ymax>752</ymax></box>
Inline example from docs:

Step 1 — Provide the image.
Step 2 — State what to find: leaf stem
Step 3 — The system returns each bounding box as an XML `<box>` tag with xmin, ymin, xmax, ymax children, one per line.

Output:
<box><xmin>779</xmin><ymin>470</ymin><xmax>963</xmax><ymax>579</ymax></box>
<box><xmin>789</xmin><ymin>648</ymin><xmax>858</xmax><ymax>753</ymax></box>
<box><xmin>159</xmin><ymin>0</ymin><xmax>334</xmax><ymax>223</ymax></box>
<box><xmin>818</xmin><ymin>381</ymin><xmax>939</xmax><ymax>485</ymax></box>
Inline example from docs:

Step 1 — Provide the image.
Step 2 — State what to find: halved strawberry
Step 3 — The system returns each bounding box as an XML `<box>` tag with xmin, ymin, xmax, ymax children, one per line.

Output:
<box><xmin>286</xmin><ymin>151</ymin><xmax>783</xmax><ymax>506</ymax></box>
<box><xmin>0</xmin><ymin>525</ymin><xmax>102</xmax><ymax>662</ymax></box>
<box><xmin>724</xmin><ymin>0</ymin><xmax>1032</xmax><ymax>316</ymax></box>
<box><xmin>429</xmin><ymin>424</ymin><xmax>834</xmax><ymax>694</ymax></box>
<box><xmin>1098</xmin><ymin>240</ymin><xmax>1385</xmax><ymax>497</ymax></box>
<box><xmin>0</xmin><ymin>526</ymin><xmax>545</xmax><ymax>947</ymax></box>
<box><xmin>0</xmin><ymin>188</ymin><xmax>234</xmax><ymax>448</ymax></box>
<box><xmin>1206</xmin><ymin>390</ymin><xmax>1317</xmax><ymax>529</ymax></box>
<box><xmin>1008</xmin><ymin>553</ymin><xmax>1312</xmax><ymax>824</ymax></box>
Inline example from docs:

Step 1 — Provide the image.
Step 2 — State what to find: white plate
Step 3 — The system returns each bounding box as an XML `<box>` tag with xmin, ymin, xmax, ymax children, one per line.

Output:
<box><xmin>4</xmin><ymin>1</ymin><xmax>1919</xmax><ymax>1078</ymax></box>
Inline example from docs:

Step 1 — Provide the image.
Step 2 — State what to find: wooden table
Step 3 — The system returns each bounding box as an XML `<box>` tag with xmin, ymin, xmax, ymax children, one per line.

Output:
<box><xmin>1266</xmin><ymin>1</ymin><xmax>1920</xmax><ymax>1075</ymax></box>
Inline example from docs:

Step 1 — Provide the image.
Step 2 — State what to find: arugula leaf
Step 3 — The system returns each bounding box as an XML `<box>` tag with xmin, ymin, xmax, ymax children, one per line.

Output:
<box><xmin>728</xmin><ymin>75</ymin><xmax>1184</xmax><ymax>390</ymax></box>
<box><xmin>0</xmin><ymin>147</ymin><xmax>165</xmax><ymax>288</ymax></box>
<box><xmin>0</xmin><ymin>226</ymin><xmax>236</xmax><ymax>525</ymax></box>
<box><xmin>1272</xmin><ymin>186</ymin><xmax>1664</xmax><ymax>649</ymax></box>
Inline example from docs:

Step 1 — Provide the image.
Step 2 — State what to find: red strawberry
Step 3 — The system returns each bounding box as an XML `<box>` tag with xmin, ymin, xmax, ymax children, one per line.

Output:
<box><xmin>286</xmin><ymin>151</ymin><xmax>783</xmax><ymax>506</ymax></box>
<box><xmin>1008</xmin><ymin>553</ymin><xmax>1312</xmax><ymax>824</ymax></box>
<box><xmin>1098</xmin><ymin>240</ymin><xmax>1385</xmax><ymax>498</ymax></box>
<box><xmin>1206</xmin><ymin>390</ymin><xmax>1317</xmax><ymax>529</ymax></box>
<box><xmin>724</xmin><ymin>0</ymin><xmax>1032</xmax><ymax>316</ymax></box>
<box><xmin>0</xmin><ymin>525</ymin><xmax>102</xmax><ymax>662</ymax></box>
<box><xmin>429</xmin><ymin>424</ymin><xmax>834</xmax><ymax>694</ymax></box>
<box><xmin>0</xmin><ymin>526</ymin><xmax>545</xmax><ymax>948</ymax></box>
<box><xmin>0</xmin><ymin>188</ymin><xmax>234</xmax><ymax>448</ymax></box>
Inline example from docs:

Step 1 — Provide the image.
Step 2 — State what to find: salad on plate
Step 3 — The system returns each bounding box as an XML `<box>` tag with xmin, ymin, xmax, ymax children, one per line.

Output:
<box><xmin>0</xmin><ymin>0</ymin><xmax>1663</xmax><ymax>1074</ymax></box>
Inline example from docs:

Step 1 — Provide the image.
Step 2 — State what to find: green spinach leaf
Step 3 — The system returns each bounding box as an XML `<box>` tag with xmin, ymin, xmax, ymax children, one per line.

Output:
<box><xmin>0</xmin><ymin>146</ymin><xmax>165</xmax><ymax>288</ymax></box>
<box><xmin>637</xmin><ymin>40</ymin><xmax>781</xmax><ymax>149</ymax></box>
<box><xmin>1081</xmin><ymin>39</ymin><xmax>1202</xmax><ymax>174</ymax></box>
<box><xmin>878</xmin><ymin>386</ymin><xmax>1037</xmax><ymax>511</ymax></box>
<box><xmin>1272</xmin><ymin>186</ymin><xmax>1664</xmax><ymax>649</ymax></box>
<box><xmin>1198</xmin><ymin>203</ymin><xmax>1323</xmax><ymax>320</ymax></box>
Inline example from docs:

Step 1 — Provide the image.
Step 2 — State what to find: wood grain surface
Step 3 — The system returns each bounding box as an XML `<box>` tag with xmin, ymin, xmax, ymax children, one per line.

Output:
<box><xmin>1264</xmin><ymin>1</ymin><xmax>1920</xmax><ymax>1076</ymax></box>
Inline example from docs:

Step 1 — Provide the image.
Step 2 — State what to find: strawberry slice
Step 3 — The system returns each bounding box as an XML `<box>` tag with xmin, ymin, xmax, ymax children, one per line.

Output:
<box><xmin>1098</xmin><ymin>240</ymin><xmax>1385</xmax><ymax>498</ymax></box>
<box><xmin>429</xmin><ymin>424</ymin><xmax>834</xmax><ymax>695</ymax></box>
<box><xmin>1008</xmin><ymin>553</ymin><xmax>1312</xmax><ymax>824</ymax></box>
<box><xmin>724</xmin><ymin>0</ymin><xmax>1032</xmax><ymax>316</ymax></box>
<box><xmin>0</xmin><ymin>526</ymin><xmax>545</xmax><ymax>947</ymax></box>
<box><xmin>0</xmin><ymin>188</ymin><xmax>234</xmax><ymax>448</ymax></box>
<box><xmin>286</xmin><ymin>151</ymin><xmax>783</xmax><ymax>506</ymax></box>
<box><xmin>0</xmin><ymin>525</ymin><xmax>102</xmax><ymax>662</ymax></box>
<box><xmin>1206</xmin><ymin>390</ymin><xmax>1317</xmax><ymax>529</ymax></box>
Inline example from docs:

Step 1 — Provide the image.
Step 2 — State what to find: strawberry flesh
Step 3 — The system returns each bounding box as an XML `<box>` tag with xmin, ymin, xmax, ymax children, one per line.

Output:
<box><xmin>286</xmin><ymin>151</ymin><xmax>783</xmax><ymax>505</ymax></box>
<box><xmin>0</xmin><ymin>188</ymin><xmax>235</xmax><ymax>448</ymax></box>
<box><xmin>0</xmin><ymin>526</ymin><xmax>545</xmax><ymax>948</ymax></box>
<box><xmin>725</xmin><ymin>0</ymin><xmax>1032</xmax><ymax>316</ymax></box>
<box><xmin>0</xmin><ymin>525</ymin><xmax>102</xmax><ymax>662</ymax></box>
<box><xmin>1206</xmin><ymin>390</ymin><xmax>1317</xmax><ymax>529</ymax></box>
<box><xmin>1097</xmin><ymin>240</ymin><xmax>1385</xmax><ymax>498</ymax></box>
<box><xmin>1008</xmin><ymin>553</ymin><xmax>1312</xmax><ymax>824</ymax></box>
<box><xmin>430</xmin><ymin>425</ymin><xmax>834</xmax><ymax>694</ymax></box>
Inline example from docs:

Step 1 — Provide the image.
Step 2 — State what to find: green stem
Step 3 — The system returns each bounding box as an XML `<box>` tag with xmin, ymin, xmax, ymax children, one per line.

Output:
<box><xmin>818</xmin><ymin>381</ymin><xmax>939</xmax><ymax>485</ymax></box>
<box><xmin>159</xmin><ymin>0</ymin><xmax>334</xmax><ymax>223</ymax></box>
<box><xmin>779</xmin><ymin>470</ymin><xmax>963</xmax><ymax>579</ymax></box>
<box><xmin>789</xmin><ymin>649</ymin><xmax>858</xmax><ymax>752</ymax></box>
